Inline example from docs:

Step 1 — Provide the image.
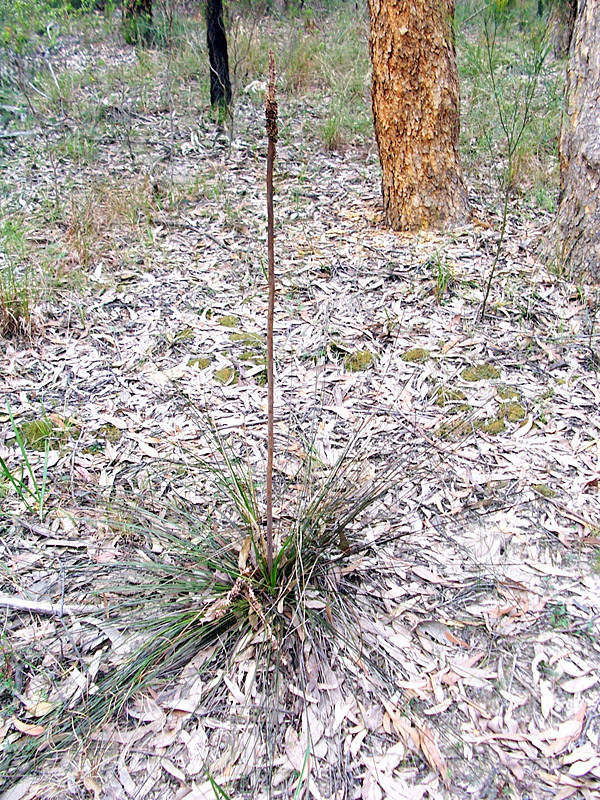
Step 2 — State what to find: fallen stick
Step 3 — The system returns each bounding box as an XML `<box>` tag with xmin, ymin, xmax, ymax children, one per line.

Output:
<box><xmin>0</xmin><ymin>130</ymin><xmax>40</xmax><ymax>138</ymax></box>
<box><xmin>0</xmin><ymin>593</ymin><xmax>101</xmax><ymax>617</ymax></box>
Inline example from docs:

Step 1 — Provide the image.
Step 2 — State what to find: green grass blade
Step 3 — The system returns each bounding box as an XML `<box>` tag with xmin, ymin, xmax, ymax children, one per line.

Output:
<box><xmin>6</xmin><ymin>401</ymin><xmax>38</xmax><ymax>494</ymax></box>
<box><xmin>207</xmin><ymin>771</ymin><xmax>232</xmax><ymax>800</ymax></box>
<box><xmin>38</xmin><ymin>439</ymin><xmax>49</xmax><ymax>520</ymax></box>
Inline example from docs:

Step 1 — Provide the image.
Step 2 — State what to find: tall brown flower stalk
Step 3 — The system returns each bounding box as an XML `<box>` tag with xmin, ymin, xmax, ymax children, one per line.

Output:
<box><xmin>265</xmin><ymin>51</ymin><xmax>278</xmax><ymax>576</ymax></box>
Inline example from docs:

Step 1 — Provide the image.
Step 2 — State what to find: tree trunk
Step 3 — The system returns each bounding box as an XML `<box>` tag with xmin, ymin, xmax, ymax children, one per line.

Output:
<box><xmin>207</xmin><ymin>0</ymin><xmax>232</xmax><ymax>108</ymax></box>
<box><xmin>123</xmin><ymin>0</ymin><xmax>153</xmax><ymax>45</ymax></box>
<box><xmin>367</xmin><ymin>0</ymin><xmax>470</xmax><ymax>232</ymax></box>
<box><xmin>549</xmin><ymin>0</ymin><xmax>577</xmax><ymax>58</ymax></box>
<box><xmin>550</xmin><ymin>0</ymin><xmax>600</xmax><ymax>280</ymax></box>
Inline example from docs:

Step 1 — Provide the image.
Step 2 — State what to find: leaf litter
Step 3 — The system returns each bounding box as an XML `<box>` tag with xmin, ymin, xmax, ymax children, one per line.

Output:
<box><xmin>0</xmin><ymin>13</ymin><xmax>599</xmax><ymax>800</ymax></box>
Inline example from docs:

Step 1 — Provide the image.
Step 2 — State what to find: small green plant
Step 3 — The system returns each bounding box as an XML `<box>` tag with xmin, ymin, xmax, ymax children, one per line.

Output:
<box><xmin>0</xmin><ymin>403</ymin><xmax>49</xmax><ymax>520</ymax></box>
<box><xmin>549</xmin><ymin>601</ymin><xmax>570</xmax><ymax>629</ymax></box>
<box><xmin>207</xmin><ymin>771</ymin><xmax>233</xmax><ymax>800</ymax></box>
<box><xmin>428</xmin><ymin>252</ymin><xmax>454</xmax><ymax>303</ymax></box>
<box><xmin>0</xmin><ymin>263</ymin><xmax>32</xmax><ymax>338</ymax></box>
<box><xmin>122</xmin><ymin>0</ymin><xmax>155</xmax><ymax>47</ymax></box>
<box><xmin>43</xmin><ymin>406</ymin><xmax>412</xmax><ymax>763</ymax></box>
<box><xmin>0</xmin><ymin>635</ymin><xmax>19</xmax><ymax>722</ymax></box>
<box><xmin>0</xmin><ymin>218</ymin><xmax>34</xmax><ymax>339</ymax></box>
<box><xmin>320</xmin><ymin>109</ymin><xmax>345</xmax><ymax>151</ymax></box>
<box><xmin>470</xmin><ymin>5</ymin><xmax>551</xmax><ymax>319</ymax></box>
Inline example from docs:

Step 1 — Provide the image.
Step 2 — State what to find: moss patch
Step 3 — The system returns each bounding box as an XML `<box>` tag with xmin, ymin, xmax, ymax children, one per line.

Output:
<box><xmin>497</xmin><ymin>384</ymin><xmax>521</xmax><ymax>401</ymax></box>
<box><xmin>532</xmin><ymin>483</ymin><xmax>557</xmax><ymax>498</ymax></box>
<box><xmin>229</xmin><ymin>332</ymin><xmax>263</xmax><ymax>346</ymax></box>
<box><xmin>19</xmin><ymin>419</ymin><xmax>55</xmax><ymax>450</ymax></box>
<box><xmin>505</xmin><ymin>402</ymin><xmax>526</xmax><ymax>422</ymax></box>
<box><xmin>345</xmin><ymin>350</ymin><xmax>374</xmax><ymax>372</ymax></box>
<box><xmin>462</xmin><ymin>364</ymin><xmax>500</xmax><ymax>381</ymax></box>
<box><xmin>477</xmin><ymin>416</ymin><xmax>505</xmax><ymax>435</ymax></box>
<box><xmin>436</xmin><ymin>418</ymin><xmax>472</xmax><ymax>441</ymax></box>
<box><xmin>435</xmin><ymin>387</ymin><xmax>467</xmax><ymax>406</ymax></box>
<box><xmin>401</xmin><ymin>347</ymin><xmax>430</xmax><ymax>363</ymax></box>
<box><xmin>189</xmin><ymin>356</ymin><xmax>212</xmax><ymax>370</ymax></box>
<box><xmin>20</xmin><ymin>415</ymin><xmax>77</xmax><ymax>450</ymax></box>
<box><xmin>214</xmin><ymin>366</ymin><xmax>238</xmax><ymax>385</ymax></box>
<box><xmin>218</xmin><ymin>315</ymin><xmax>239</xmax><ymax>328</ymax></box>
<box><xmin>99</xmin><ymin>423</ymin><xmax>123</xmax><ymax>443</ymax></box>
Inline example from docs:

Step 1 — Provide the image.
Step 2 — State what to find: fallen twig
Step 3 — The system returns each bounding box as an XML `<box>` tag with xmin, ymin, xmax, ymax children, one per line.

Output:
<box><xmin>0</xmin><ymin>130</ymin><xmax>40</xmax><ymax>139</ymax></box>
<box><xmin>0</xmin><ymin>593</ymin><xmax>101</xmax><ymax>617</ymax></box>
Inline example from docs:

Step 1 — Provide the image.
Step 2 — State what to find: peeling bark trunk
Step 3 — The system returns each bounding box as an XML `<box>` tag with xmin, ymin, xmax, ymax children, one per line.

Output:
<box><xmin>367</xmin><ymin>0</ymin><xmax>470</xmax><ymax>231</ymax></box>
<box><xmin>207</xmin><ymin>0</ymin><xmax>232</xmax><ymax>108</ymax></box>
<box><xmin>549</xmin><ymin>0</ymin><xmax>577</xmax><ymax>58</ymax></box>
<box><xmin>550</xmin><ymin>0</ymin><xmax>600</xmax><ymax>280</ymax></box>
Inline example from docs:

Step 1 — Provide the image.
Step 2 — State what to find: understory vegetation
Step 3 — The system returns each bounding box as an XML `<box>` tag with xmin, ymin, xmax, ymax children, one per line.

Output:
<box><xmin>1</xmin><ymin>1</ymin><xmax>599</xmax><ymax>799</ymax></box>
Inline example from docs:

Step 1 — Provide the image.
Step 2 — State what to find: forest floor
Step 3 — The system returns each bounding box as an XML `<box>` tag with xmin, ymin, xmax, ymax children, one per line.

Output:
<box><xmin>1</xmin><ymin>5</ymin><xmax>599</xmax><ymax>800</ymax></box>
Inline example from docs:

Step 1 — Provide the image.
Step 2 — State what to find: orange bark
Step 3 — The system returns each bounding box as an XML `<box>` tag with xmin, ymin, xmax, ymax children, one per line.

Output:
<box><xmin>367</xmin><ymin>0</ymin><xmax>470</xmax><ymax>231</ymax></box>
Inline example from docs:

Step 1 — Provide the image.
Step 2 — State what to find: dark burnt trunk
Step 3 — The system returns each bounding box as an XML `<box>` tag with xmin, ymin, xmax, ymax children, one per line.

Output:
<box><xmin>206</xmin><ymin>0</ymin><xmax>232</xmax><ymax>108</ymax></box>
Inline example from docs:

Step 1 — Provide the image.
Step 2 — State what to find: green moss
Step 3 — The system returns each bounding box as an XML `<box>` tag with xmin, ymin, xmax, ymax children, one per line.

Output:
<box><xmin>462</xmin><ymin>364</ymin><xmax>500</xmax><ymax>381</ymax></box>
<box><xmin>20</xmin><ymin>419</ymin><xmax>54</xmax><ymax>450</ymax></box>
<box><xmin>497</xmin><ymin>384</ymin><xmax>521</xmax><ymax>400</ymax></box>
<box><xmin>477</xmin><ymin>417</ymin><xmax>505</xmax><ymax>435</ymax></box>
<box><xmin>435</xmin><ymin>387</ymin><xmax>467</xmax><ymax>406</ymax></box>
<box><xmin>240</xmin><ymin>349</ymin><xmax>266</xmax><ymax>365</ymax></box>
<box><xmin>171</xmin><ymin>327</ymin><xmax>194</xmax><ymax>344</ymax></box>
<box><xmin>532</xmin><ymin>483</ymin><xmax>557</xmax><ymax>498</ymax></box>
<box><xmin>345</xmin><ymin>350</ymin><xmax>374</xmax><ymax>372</ymax></box>
<box><xmin>214</xmin><ymin>366</ymin><xmax>238</xmax><ymax>385</ymax></box>
<box><xmin>229</xmin><ymin>332</ymin><xmax>263</xmax><ymax>346</ymax></box>
<box><xmin>401</xmin><ymin>347</ymin><xmax>430</xmax><ymax>363</ymax></box>
<box><xmin>20</xmin><ymin>415</ymin><xmax>77</xmax><ymax>450</ymax></box>
<box><xmin>99</xmin><ymin>423</ymin><xmax>122</xmax><ymax>443</ymax></box>
<box><xmin>436</xmin><ymin>418</ymin><xmax>471</xmax><ymax>441</ymax></box>
<box><xmin>253</xmin><ymin>369</ymin><xmax>268</xmax><ymax>386</ymax></box>
<box><xmin>505</xmin><ymin>402</ymin><xmax>526</xmax><ymax>422</ymax></box>
<box><xmin>189</xmin><ymin>357</ymin><xmax>212</xmax><ymax>370</ymax></box>
<box><xmin>218</xmin><ymin>315</ymin><xmax>239</xmax><ymax>328</ymax></box>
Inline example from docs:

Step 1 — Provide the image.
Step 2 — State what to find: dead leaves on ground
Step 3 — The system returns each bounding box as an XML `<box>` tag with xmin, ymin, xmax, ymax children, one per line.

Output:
<box><xmin>1</xmin><ymin>33</ymin><xmax>600</xmax><ymax>800</ymax></box>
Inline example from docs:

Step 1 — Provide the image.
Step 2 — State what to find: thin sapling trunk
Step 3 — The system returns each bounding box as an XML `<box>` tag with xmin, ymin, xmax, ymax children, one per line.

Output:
<box><xmin>265</xmin><ymin>51</ymin><xmax>278</xmax><ymax>577</ymax></box>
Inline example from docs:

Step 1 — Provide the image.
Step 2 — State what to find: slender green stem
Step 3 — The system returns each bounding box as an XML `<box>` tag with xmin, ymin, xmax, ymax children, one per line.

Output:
<box><xmin>480</xmin><ymin>9</ymin><xmax>549</xmax><ymax>321</ymax></box>
<box><xmin>480</xmin><ymin>184</ymin><xmax>510</xmax><ymax>320</ymax></box>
